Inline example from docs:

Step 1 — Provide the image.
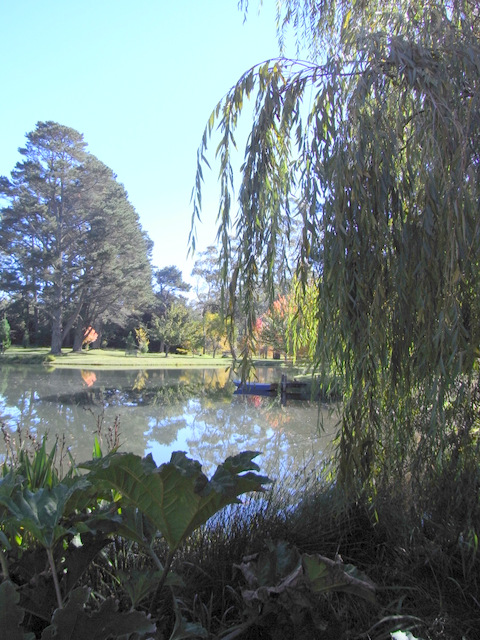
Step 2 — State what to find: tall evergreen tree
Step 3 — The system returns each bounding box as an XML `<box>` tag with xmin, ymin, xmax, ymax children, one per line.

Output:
<box><xmin>0</xmin><ymin>121</ymin><xmax>153</xmax><ymax>353</ymax></box>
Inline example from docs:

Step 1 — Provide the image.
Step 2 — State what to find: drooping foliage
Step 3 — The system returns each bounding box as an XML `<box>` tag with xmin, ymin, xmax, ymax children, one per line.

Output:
<box><xmin>192</xmin><ymin>1</ymin><xmax>480</xmax><ymax>490</ymax></box>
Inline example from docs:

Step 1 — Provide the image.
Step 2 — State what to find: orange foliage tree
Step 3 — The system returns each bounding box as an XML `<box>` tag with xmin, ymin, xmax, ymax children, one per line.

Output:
<box><xmin>82</xmin><ymin>326</ymin><xmax>99</xmax><ymax>348</ymax></box>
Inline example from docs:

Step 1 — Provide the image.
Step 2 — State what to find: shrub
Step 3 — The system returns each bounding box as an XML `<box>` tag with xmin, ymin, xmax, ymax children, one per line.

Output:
<box><xmin>0</xmin><ymin>443</ymin><xmax>270</xmax><ymax>638</ymax></box>
<box><xmin>134</xmin><ymin>326</ymin><xmax>149</xmax><ymax>354</ymax></box>
<box><xmin>0</xmin><ymin>317</ymin><xmax>11</xmax><ymax>351</ymax></box>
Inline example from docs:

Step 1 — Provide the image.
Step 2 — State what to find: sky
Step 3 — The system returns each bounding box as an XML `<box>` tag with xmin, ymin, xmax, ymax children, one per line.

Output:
<box><xmin>0</xmin><ymin>0</ymin><xmax>280</xmax><ymax>285</ymax></box>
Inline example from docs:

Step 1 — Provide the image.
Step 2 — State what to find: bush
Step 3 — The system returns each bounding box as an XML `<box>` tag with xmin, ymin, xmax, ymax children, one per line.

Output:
<box><xmin>22</xmin><ymin>328</ymin><xmax>30</xmax><ymax>348</ymax></box>
<box><xmin>0</xmin><ymin>316</ymin><xmax>11</xmax><ymax>351</ymax></box>
<box><xmin>0</xmin><ymin>442</ymin><xmax>270</xmax><ymax>639</ymax></box>
<box><xmin>134</xmin><ymin>326</ymin><xmax>149</xmax><ymax>353</ymax></box>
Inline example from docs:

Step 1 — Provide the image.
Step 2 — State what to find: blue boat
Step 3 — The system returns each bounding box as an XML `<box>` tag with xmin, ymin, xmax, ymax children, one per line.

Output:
<box><xmin>233</xmin><ymin>380</ymin><xmax>277</xmax><ymax>396</ymax></box>
<box><xmin>233</xmin><ymin>376</ymin><xmax>308</xmax><ymax>400</ymax></box>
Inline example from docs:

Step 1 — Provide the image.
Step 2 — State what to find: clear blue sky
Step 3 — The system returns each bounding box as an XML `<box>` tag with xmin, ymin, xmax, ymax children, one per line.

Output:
<box><xmin>0</xmin><ymin>0</ymin><xmax>279</xmax><ymax>283</ymax></box>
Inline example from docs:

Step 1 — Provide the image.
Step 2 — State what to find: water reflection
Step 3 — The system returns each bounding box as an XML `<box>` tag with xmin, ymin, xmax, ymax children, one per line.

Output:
<box><xmin>0</xmin><ymin>366</ymin><xmax>339</xmax><ymax>483</ymax></box>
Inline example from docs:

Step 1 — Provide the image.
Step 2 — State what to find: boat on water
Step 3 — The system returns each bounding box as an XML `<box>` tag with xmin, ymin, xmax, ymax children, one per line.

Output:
<box><xmin>233</xmin><ymin>376</ymin><xmax>308</xmax><ymax>400</ymax></box>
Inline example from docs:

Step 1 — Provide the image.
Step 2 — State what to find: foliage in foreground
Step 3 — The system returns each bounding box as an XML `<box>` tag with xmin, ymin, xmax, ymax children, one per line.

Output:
<box><xmin>0</xmin><ymin>440</ymin><xmax>268</xmax><ymax>638</ymax></box>
<box><xmin>0</xmin><ymin>440</ymin><xmax>387</xmax><ymax>639</ymax></box>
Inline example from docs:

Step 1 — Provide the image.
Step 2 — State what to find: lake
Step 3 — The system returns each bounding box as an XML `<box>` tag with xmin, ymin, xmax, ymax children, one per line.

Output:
<box><xmin>0</xmin><ymin>365</ymin><xmax>339</xmax><ymax>484</ymax></box>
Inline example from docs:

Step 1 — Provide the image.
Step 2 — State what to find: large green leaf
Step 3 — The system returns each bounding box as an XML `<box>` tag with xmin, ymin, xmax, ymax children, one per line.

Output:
<box><xmin>60</xmin><ymin>533</ymin><xmax>113</xmax><ymax>596</ymax></box>
<box><xmin>0</xmin><ymin>471</ymin><xmax>19</xmax><ymax>517</ymax></box>
<box><xmin>0</xmin><ymin>580</ymin><xmax>35</xmax><ymax>640</ymax></box>
<box><xmin>0</xmin><ymin>471</ymin><xmax>18</xmax><ymax>497</ymax></box>
<box><xmin>81</xmin><ymin>450</ymin><xmax>270</xmax><ymax>549</ymax></box>
<box><xmin>247</xmin><ymin>539</ymin><xmax>301</xmax><ymax>588</ymax></box>
<box><xmin>112</xmin><ymin>503</ymin><xmax>156</xmax><ymax>547</ymax></box>
<box><xmin>118</xmin><ymin>568</ymin><xmax>183</xmax><ymax>609</ymax></box>
<box><xmin>41</xmin><ymin>587</ymin><xmax>156</xmax><ymax>639</ymax></box>
<box><xmin>0</xmin><ymin>479</ymin><xmax>91</xmax><ymax>549</ymax></box>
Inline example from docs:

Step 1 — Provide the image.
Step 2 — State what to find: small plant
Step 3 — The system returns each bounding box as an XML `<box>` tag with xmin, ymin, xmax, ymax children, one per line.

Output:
<box><xmin>134</xmin><ymin>326</ymin><xmax>149</xmax><ymax>353</ymax></box>
<box><xmin>124</xmin><ymin>331</ymin><xmax>136</xmax><ymax>355</ymax></box>
<box><xmin>229</xmin><ymin>539</ymin><xmax>376</xmax><ymax>638</ymax></box>
<box><xmin>0</xmin><ymin>317</ymin><xmax>11</xmax><ymax>352</ymax></box>
<box><xmin>22</xmin><ymin>328</ymin><xmax>30</xmax><ymax>348</ymax></box>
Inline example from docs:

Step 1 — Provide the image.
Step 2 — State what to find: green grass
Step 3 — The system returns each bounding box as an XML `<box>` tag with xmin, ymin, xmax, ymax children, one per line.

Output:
<box><xmin>0</xmin><ymin>346</ymin><xmax>304</xmax><ymax>370</ymax></box>
<box><xmin>0</xmin><ymin>346</ymin><xmax>234</xmax><ymax>369</ymax></box>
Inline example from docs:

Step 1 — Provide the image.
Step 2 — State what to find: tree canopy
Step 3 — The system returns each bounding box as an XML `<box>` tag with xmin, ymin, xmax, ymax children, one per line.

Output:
<box><xmin>192</xmin><ymin>1</ymin><xmax>480</xmax><ymax>489</ymax></box>
<box><xmin>0</xmin><ymin>121</ymin><xmax>153</xmax><ymax>353</ymax></box>
<box><xmin>153</xmin><ymin>265</ymin><xmax>191</xmax><ymax>315</ymax></box>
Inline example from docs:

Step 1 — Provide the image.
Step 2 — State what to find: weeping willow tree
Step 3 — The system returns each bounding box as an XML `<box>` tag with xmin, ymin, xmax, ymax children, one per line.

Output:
<box><xmin>192</xmin><ymin>1</ymin><xmax>480</xmax><ymax>494</ymax></box>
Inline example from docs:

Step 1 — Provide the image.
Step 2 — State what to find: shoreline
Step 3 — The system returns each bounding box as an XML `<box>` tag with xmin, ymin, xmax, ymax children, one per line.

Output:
<box><xmin>0</xmin><ymin>347</ymin><xmax>294</xmax><ymax>370</ymax></box>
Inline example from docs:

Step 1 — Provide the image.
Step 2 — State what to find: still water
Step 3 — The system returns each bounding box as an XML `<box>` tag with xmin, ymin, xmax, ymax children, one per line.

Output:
<box><xmin>0</xmin><ymin>366</ymin><xmax>339</xmax><ymax>483</ymax></box>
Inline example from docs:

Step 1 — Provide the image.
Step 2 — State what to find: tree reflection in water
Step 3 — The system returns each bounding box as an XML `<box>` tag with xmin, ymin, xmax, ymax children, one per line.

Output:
<box><xmin>0</xmin><ymin>366</ymin><xmax>338</xmax><ymax>486</ymax></box>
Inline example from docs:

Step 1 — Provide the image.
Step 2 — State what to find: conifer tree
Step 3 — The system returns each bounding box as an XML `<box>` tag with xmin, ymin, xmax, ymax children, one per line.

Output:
<box><xmin>0</xmin><ymin>122</ymin><xmax>153</xmax><ymax>353</ymax></box>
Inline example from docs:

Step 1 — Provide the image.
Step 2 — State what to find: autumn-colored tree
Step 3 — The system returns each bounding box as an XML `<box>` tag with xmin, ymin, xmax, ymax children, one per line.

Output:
<box><xmin>204</xmin><ymin>311</ymin><xmax>229</xmax><ymax>357</ymax></box>
<box><xmin>82</xmin><ymin>326</ymin><xmax>99</xmax><ymax>349</ymax></box>
<box><xmin>258</xmin><ymin>296</ymin><xmax>290</xmax><ymax>359</ymax></box>
<box><xmin>256</xmin><ymin>284</ymin><xmax>318</xmax><ymax>360</ymax></box>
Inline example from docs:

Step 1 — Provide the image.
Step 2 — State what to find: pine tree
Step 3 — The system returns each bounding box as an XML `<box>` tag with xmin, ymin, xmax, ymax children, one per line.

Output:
<box><xmin>0</xmin><ymin>122</ymin><xmax>153</xmax><ymax>353</ymax></box>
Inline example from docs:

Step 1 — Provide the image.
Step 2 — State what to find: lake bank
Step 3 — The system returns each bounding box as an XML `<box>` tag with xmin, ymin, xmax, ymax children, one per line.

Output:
<box><xmin>0</xmin><ymin>346</ymin><xmax>298</xmax><ymax>370</ymax></box>
<box><xmin>0</xmin><ymin>346</ymin><xmax>234</xmax><ymax>368</ymax></box>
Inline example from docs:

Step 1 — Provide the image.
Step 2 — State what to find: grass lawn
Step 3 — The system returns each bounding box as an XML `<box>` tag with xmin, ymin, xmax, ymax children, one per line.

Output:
<box><xmin>0</xmin><ymin>346</ymin><xmax>235</xmax><ymax>369</ymax></box>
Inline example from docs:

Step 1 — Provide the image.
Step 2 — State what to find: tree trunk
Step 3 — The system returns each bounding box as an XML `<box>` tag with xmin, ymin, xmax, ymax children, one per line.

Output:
<box><xmin>92</xmin><ymin>319</ymin><xmax>103</xmax><ymax>349</ymax></box>
<box><xmin>62</xmin><ymin>292</ymin><xmax>86</xmax><ymax>345</ymax></box>
<box><xmin>227</xmin><ymin>331</ymin><xmax>237</xmax><ymax>360</ymax></box>
<box><xmin>72</xmin><ymin>325</ymin><xmax>83</xmax><ymax>352</ymax></box>
<box><xmin>51</xmin><ymin>307</ymin><xmax>63</xmax><ymax>355</ymax></box>
<box><xmin>33</xmin><ymin>299</ymin><xmax>40</xmax><ymax>345</ymax></box>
